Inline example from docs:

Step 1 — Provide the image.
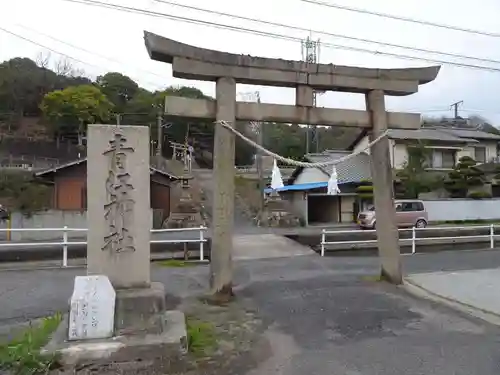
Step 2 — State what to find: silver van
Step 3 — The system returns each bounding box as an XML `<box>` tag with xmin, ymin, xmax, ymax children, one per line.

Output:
<box><xmin>357</xmin><ymin>200</ymin><xmax>428</xmax><ymax>229</ymax></box>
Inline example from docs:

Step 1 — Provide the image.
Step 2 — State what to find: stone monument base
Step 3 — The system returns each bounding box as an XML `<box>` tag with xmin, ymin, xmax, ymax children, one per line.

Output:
<box><xmin>258</xmin><ymin>191</ymin><xmax>302</xmax><ymax>227</ymax></box>
<box><xmin>43</xmin><ymin>282</ymin><xmax>188</xmax><ymax>368</ymax></box>
<box><xmin>42</xmin><ymin>310</ymin><xmax>187</xmax><ymax>367</ymax></box>
<box><xmin>114</xmin><ymin>282</ymin><xmax>166</xmax><ymax>336</ymax></box>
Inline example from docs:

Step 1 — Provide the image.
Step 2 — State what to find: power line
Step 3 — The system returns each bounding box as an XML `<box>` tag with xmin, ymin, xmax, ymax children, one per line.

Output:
<box><xmin>15</xmin><ymin>24</ymin><xmax>167</xmax><ymax>83</ymax></box>
<box><xmin>299</xmin><ymin>0</ymin><xmax>500</xmax><ymax>38</ymax></box>
<box><xmin>0</xmin><ymin>26</ymin><xmax>164</xmax><ymax>90</ymax></box>
<box><xmin>154</xmin><ymin>0</ymin><xmax>500</xmax><ymax>66</ymax></box>
<box><xmin>0</xmin><ymin>26</ymin><xmax>108</xmax><ymax>72</ymax></box>
<box><xmin>55</xmin><ymin>0</ymin><xmax>500</xmax><ymax>73</ymax></box>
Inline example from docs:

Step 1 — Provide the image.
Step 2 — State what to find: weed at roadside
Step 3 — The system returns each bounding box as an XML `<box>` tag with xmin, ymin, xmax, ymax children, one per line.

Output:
<box><xmin>0</xmin><ymin>313</ymin><xmax>62</xmax><ymax>375</ymax></box>
<box><xmin>156</xmin><ymin>259</ymin><xmax>199</xmax><ymax>268</ymax></box>
<box><xmin>186</xmin><ymin>317</ymin><xmax>217</xmax><ymax>357</ymax></box>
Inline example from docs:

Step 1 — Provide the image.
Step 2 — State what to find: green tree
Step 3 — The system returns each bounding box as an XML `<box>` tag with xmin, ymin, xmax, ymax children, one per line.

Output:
<box><xmin>96</xmin><ymin>72</ymin><xmax>139</xmax><ymax>113</ymax></box>
<box><xmin>124</xmin><ymin>86</ymin><xmax>216</xmax><ymax>159</ymax></box>
<box><xmin>0</xmin><ymin>57</ymin><xmax>90</xmax><ymax>119</ymax></box>
<box><xmin>396</xmin><ymin>142</ymin><xmax>439</xmax><ymax>199</ymax></box>
<box><xmin>40</xmin><ymin>84</ymin><xmax>114</xmax><ymax>145</ymax></box>
<box><xmin>0</xmin><ymin>171</ymin><xmax>51</xmax><ymax>214</ymax></box>
<box><xmin>444</xmin><ymin>156</ymin><xmax>486</xmax><ymax>198</ymax></box>
<box><xmin>263</xmin><ymin>123</ymin><xmax>306</xmax><ymax>160</ymax></box>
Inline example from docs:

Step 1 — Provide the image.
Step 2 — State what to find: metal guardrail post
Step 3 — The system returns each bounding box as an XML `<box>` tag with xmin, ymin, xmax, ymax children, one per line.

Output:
<box><xmin>6</xmin><ymin>215</ymin><xmax>11</xmax><ymax>242</ymax></box>
<box><xmin>491</xmin><ymin>224</ymin><xmax>495</xmax><ymax>249</ymax></box>
<box><xmin>199</xmin><ymin>226</ymin><xmax>205</xmax><ymax>261</ymax></box>
<box><xmin>62</xmin><ymin>226</ymin><xmax>68</xmax><ymax>267</ymax></box>
<box><xmin>411</xmin><ymin>227</ymin><xmax>416</xmax><ymax>254</ymax></box>
<box><xmin>320</xmin><ymin>229</ymin><xmax>325</xmax><ymax>257</ymax></box>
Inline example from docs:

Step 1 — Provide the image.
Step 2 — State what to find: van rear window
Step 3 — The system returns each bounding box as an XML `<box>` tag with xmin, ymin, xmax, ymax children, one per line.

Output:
<box><xmin>401</xmin><ymin>201</ymin><xmax>424</xmax><ymax>211</ymax></box>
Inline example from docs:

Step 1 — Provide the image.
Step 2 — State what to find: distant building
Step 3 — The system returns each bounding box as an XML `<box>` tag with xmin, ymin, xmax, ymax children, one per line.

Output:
<box><xmin>34</xmin><ymin>157</ymin><xmax>182</xmax><ymax>224</ymax></box>
<box><xmin>350</xmin><ymin>126</ymin><xmax>500</xmax><ymax>170</ymax></box>
<box><xmin>266</xmin><ymin>150</ymin><xmax>371</xmax><ymax>226</ymax></box>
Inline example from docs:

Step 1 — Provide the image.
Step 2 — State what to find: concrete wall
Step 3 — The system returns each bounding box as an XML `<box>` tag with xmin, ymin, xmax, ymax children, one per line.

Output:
<box><xmin>423</xmin><ymin>199</ymin><xmax>500</xmax><ymax>221</ymax></box>
<box><xmin>0</xmin><ymin>210</ymin><xmax>154</xmax><ymax>241</ymax></box>
<box><xmin>282</xmin><ymin>191</ymin><xmax>307</xmax><ymax>223</ymax></box>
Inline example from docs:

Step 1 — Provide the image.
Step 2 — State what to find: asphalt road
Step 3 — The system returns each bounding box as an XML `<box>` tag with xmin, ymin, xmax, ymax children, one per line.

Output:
<box><xmin>3</xmin><ymin>249</ymin><xmax>500</xmax><ymax>375</ymax></box>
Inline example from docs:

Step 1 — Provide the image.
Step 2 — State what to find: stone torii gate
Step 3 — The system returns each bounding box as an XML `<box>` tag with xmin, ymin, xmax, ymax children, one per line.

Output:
<box><xmin>144</xmin><ymin>31</ymin><xmax>440</xmax><ymax>296</ymax></box>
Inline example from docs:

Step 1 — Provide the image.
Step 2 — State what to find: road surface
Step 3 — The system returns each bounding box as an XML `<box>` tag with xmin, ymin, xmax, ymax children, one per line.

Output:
<box><xmin>2</xmin><ymin>250</ymin><xmax>500</xmax><ymax>374</ymax></box>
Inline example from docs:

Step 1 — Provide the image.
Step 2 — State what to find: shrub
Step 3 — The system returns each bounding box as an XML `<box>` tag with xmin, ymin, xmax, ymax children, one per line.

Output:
<box><xmin>467</xmin><ymin>191</ymin><xmax>492</xmax><ymax>200</ymax></box>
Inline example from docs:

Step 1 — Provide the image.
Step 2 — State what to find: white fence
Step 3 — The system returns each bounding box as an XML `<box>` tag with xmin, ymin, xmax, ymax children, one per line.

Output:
<box><xmin>320</xmin><ymin>225</ymin><xmax>497</xmax><ymax>256</ymax></box>
<box><xmin>0</xmin><ymin>226</ymin><xmax>208</xmax><ymax>267</ymax></box>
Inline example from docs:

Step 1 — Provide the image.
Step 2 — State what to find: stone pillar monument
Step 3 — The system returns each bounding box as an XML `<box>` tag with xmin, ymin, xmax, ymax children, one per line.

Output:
<box><xmin>86</xmin><ymin>125</ymin><xmax>165</xmax><ymax>334</ymax></box>
<box><xmin>42</xmin><ymin>125</ymin><xmax>187</xmax><ymax>367</ymax></box>
<box><xmin>87</xmin><ymin>125</ymin><xmax>151</xmax><ymax>288</ymax></box>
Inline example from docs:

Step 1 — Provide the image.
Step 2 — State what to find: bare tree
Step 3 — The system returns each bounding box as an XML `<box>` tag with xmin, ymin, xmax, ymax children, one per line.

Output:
<box><xmin>53</xmin><ymin>57</ymin><xmax>86</xmax><ymax>78</ymax></box>
<box><xmin>35</xmin><ymin>51</ymin><xmax>51</xmax><ymax>69</ymax></box>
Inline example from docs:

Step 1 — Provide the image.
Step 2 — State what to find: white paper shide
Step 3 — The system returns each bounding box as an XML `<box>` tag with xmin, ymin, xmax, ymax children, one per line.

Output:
<box><xmin>68</xmin><ymin>275</ymin><xmax>116</xmax><ymax>341</ymax></box>
<box><xmin>327</xmin><ymin>166</ymin><xmax>341</xmax><ymax>196</ymax></box>
<box><xmin>270</xmin><ymin>159</ymin><xmax>284</xmax><ymax>190</ymax></box>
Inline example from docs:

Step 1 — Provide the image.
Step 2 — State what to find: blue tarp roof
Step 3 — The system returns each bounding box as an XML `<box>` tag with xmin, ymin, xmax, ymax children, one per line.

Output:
<box><xmin>264</xmin><ymin>182</ymin><xmax>327</xmax><ymax>193</ymax></box>
<box><xmin>264</xmin><ymin>180</ymin><xmax>361</xmax><ymax>193</ymax></box>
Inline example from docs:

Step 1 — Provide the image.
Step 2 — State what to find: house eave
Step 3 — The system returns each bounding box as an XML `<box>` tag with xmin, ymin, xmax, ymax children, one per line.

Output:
<box><xmin>35</xmin><ymin>158</ymin><xmax>182</xmax><ymax>181</ymax></box>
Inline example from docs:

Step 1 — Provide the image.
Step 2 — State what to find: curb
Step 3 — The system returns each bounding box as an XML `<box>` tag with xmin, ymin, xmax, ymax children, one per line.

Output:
<box><xmin>403</xmin><ymin>277</ymin><xmax>500</xmax><ymax>327</ymax></box>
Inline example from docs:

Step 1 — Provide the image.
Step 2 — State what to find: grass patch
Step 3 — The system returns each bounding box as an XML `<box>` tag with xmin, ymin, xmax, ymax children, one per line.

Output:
<box><xmin>186</xmin><ymin>317</ymin><xmax>217</xmax><ymax>356</ymax></box>
<box><xmin>0</xmin><ymin>313</ymin><xmax>62</xmax><ymax>375</ymax></box>
<box><xmin>157</xmin><ymin>259</ymin><xmax>199</xmax><ymax>268</ymax></box>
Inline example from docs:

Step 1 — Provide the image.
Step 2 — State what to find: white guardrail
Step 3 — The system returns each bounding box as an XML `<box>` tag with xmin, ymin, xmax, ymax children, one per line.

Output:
<box><xmin>320</xmin><ymin>224</ymin><xmax>498</xmax><ymax>257</ymax></box>
<box><xmin>0</xmin><ymin>226</ymin><xmax>208</xmax><ymax>267</ymax></box>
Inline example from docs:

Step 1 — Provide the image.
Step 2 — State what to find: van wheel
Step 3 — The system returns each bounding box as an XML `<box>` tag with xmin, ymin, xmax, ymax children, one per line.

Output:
<box><xmin>415</xmin><ymin>220</ymin><xmax>427</xmax><ymax>228</ymax></box>
<box><xmin>372</xmin><ymin>221</ymin><xmax>376</xmax><ymax>230</ymax></box>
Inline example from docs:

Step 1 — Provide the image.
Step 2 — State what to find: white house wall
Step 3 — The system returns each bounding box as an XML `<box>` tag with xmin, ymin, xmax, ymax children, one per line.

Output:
<box><xmin>353</xmin><ymin>135</ymin><xmax>397</xmax><ymax>167</ymax></box>
<box><xmin>389</xmin><ymin>140</ymin><xmax>498</xmax><ymax>169</ymax></box>
<box><xmin>456</xmin><ymin>146</ymin><xmax>474</xmax><ymax>160</ymax></box>
<box><xmin>294</xmin><ymin>167</ymin><xmax>329</xmax><ymax>185</ymax></box>
<box><xmin>392</xmin><ymin>143</ymin><xmax>407</xmax><ymax>169</ymax></box>
<box><xmin>457</xmin><ymin>141</ymin><xmax>498</xmax><ymax>162</ymax></box>
<box><xmin>353</xmin><ymin>136</ymin><xmax>369</xmax><ymax>155</ymax></box>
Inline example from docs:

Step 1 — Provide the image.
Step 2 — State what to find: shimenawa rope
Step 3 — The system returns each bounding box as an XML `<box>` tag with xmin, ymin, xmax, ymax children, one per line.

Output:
<box><xmin>216</xmin><ymin>120</ymin><xmax>388</xmax><ymax>168</ymax></box>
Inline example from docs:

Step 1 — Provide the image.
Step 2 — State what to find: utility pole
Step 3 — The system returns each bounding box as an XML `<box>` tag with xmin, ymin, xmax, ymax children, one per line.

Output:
<box><xmin>115</xmin><ymin>114</ymin><xmax>121</xmax><ymax>125</ymax></box>
<box><xmin>450</xmin><ymin>100</ymin><xmax>463</xmax><ymax>119</ymax></box>
<box><xmin>301</xmin><ymin>35</ymin><xmax>322</xmax><ymax>153</ymax></box>
<box><xmin>238</xmin><ymin>91</ymin><xmax>264</xmax><ymax>220</ymax></box>
<box><xmin>255</xmin><ymin>93</ymin><xmax>265</xmax><ymax>221</ymax></box>
<box><xmin>156</xmin><ymin>112</ymin><xmax>162</xmax><ymax>156</ymax></box>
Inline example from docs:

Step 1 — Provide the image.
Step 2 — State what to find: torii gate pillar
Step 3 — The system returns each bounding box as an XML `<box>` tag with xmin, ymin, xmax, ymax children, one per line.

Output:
<box><xmin>211</xmin><ymin>77</ymin><xmax>236</xmax><ymax>296</ymax></box>
<box><xmin>366</xmin><ymin>90</ymin><xmax>401</xmax><ymax>283</ymax></box>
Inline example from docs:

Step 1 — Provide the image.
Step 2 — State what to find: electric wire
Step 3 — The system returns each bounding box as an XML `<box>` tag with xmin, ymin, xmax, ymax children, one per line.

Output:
<box><xmin>55</xmin><ymin>0</ymin><xmax>500</xmax><ymax>73</ymax></box>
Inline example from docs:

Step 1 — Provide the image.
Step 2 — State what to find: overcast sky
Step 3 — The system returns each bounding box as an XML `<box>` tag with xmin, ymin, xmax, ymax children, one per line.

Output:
<box><xmin>2</xmin><ymin>0</ymin><xmax>500</xmax><ymax>123</ymax></box>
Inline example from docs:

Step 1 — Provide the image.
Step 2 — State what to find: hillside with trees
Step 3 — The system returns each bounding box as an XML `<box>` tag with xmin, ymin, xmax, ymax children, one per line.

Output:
<box><xmin>0</xmin><ymin>56</ymin><xmax>364</xmax><ymax>168</ymax></box>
